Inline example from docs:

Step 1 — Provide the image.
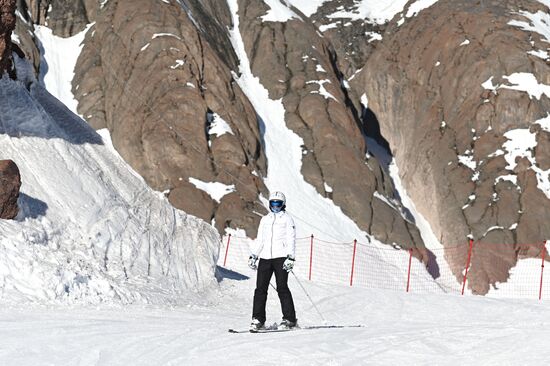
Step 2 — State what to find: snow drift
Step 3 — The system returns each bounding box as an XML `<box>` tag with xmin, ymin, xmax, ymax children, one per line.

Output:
<box><xmin>0</xmin><ymin>56</ymin><xmax>220</xmax><ymax>305</ymax></box>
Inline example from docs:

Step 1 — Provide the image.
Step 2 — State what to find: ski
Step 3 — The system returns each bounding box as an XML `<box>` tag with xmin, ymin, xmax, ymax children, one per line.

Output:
<box><xmin>228</xmin><ymin>324</ymin><xmax>364</xmax><ymax>334</ymax></box>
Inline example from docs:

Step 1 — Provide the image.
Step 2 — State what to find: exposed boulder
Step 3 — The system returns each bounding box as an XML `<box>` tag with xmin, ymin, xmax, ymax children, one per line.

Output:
<box><xmin>0</xmin><ymin>159</ymin><xmax>21</xmax><ymax>219</ymax></box>
<box><xmin>357</xmin><ymin>0</ymin><xmax>550</xmax><ymax>294</ymax></box>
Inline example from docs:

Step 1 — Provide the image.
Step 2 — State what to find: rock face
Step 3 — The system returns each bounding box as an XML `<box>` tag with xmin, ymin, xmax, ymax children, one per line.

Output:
<box><xmin>0</xmin><ymin>0</ymin><xmax>16</xmax><ymax>78</ymax></box>
<box><xmin>28</xmin><ymin>0</ymin><xmax>424</xmax><ymax>250</ymax></box>
<box><xmin>16</xmin><ymin>0</ymin><xmax>550</xmax><ymax>293</ymax></box>
<box><xmin>358</xmin><ymin>0</ymin><xmax>550</xmax><ymax>294</ymax></box>
<box><xmin>236</xmin><ymin>0</ymin><xmax>425</xmax><ymax>253</ymax></box>
<box><xmin>311</xmin><ymin>0</ymin><xmax>385</xmax><ymax>81</ymax></box>
<box><xmin>0</xmin><ymin>159</ymin><xmax>21</xmax><ymax>219</ymax></box>
<box><xmin>72</xmin><ymin>0</ymin><xmax>269</xmax><ymax>236</ymax></box>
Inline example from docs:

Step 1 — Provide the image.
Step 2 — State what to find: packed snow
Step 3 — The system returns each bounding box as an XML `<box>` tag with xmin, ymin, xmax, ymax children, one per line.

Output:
<box><xmin>2</xmin><ymin>275</ymin><xmax>550</xmax><ymax>365</ymax></box>
<box><xmin>509</xmin><ymin>10</ymin><xmax>550</xmax><ymax>43</ymax></box>
<box><xmin>481</xmin><ymin>72</ymin><xmax>550</xmax><ymax>100</ymax></box>
<box><xmin>536</xmin><ymin>113</ymin><xmax>550</xmax><ymax>131</ymax></box>
<box><xmin>501</xmin><ymin>72</ymin><xmax>550</xmax><ymax>100</ymax></box>
<box><xmin>482</xmin><ymin>76</ymin><xmax>498</xmax><ymax>92</ymax></box>
<box><xmin>366</xmin><ymin>31</ymin><xmax>383</xmax><ymax>42</ymax></box>
<box><xmin>170</xmin><ymin>59</ymin><xmax>185</xmax><ymax>69</ymax></box>
<box><xmin>502</xmin><ymin>129</ymin><xmax>537</xmax><ymax>170</ymax></box>
<box><xmin>528</xmin><ymin>49</ymin><xmax>549</xmax><ymax>59</ymax></box>
<box><xmin>457</xmin><ymin>154</ymin><xmax>477</xmax><ymax>171</ymax></box>
<box><xmin>0</xmin><ymin>57</ymin><xmax>220</xmax><ymax>304</ymax></box>
<box><xmin>152</xmin><ymin>33</ymin><xmax>182</xmax><ymax>40</ymax></box>
<box><xmin>306</xmin><ymin>79</ymin><xmax>338</xmax><ymax>101</ymax></box>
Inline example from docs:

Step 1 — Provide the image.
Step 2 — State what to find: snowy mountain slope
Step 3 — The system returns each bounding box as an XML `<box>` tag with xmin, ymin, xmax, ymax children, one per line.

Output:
<box><xmin>0</xmin><ymin>56</ymin><xmax>220</xmax><ymax>304</ymax></box>
<box><xmin>14</xmin><ymin>0</ymin><xmax>447</xmax><ymax>304</ymax></box>
<box><xmin>15</xmin><ymin>0</ymin><xmax>550</xmax><ymax>301</ymax></box>
<box><xmin>225</xmin><ymin>0</ymin><xmax>449</xmax><ymax>288</ymax></box>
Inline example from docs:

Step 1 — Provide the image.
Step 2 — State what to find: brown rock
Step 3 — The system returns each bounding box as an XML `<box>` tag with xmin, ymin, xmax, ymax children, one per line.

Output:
<box><xmin>358</xmin><ymin>0</ymin><xmax>550</xmax><ymax>293</ymax></box>
<box><xmin>237</xmin><ymin>0</ymin><xmax>425</xmax><ymax>248</ymax></box>
<box><xmin>536</xmin><ymin>130</ymin><xmax>550</xmax><ymax>171</ymax></box>
<box><xmin>168</xmin><ymin>181</ymin><xmax>216</xmax><ymax>223</ymax></box>
<box><xmin>73</xmin><ymin>0</ymin><xmax>268</xmax><ymax>237</ymax></box>
<box><xmin>0</xmin><ymin>0</ymin><xmax>16</xmax><ymax>78</ymax></box>
<box><xmin>0</xmin><ymin>159</ymin><xmax>21</xmax><ymax>219</ymax></box>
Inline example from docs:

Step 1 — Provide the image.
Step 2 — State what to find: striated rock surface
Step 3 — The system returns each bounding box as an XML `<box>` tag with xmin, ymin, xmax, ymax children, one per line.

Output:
<box><xmin>72</xmin><ymin>0</ymin><xmax>269</xmax><ymax>236</ymax></box>
<box><xmin>0</xmin><ymin>159</ymin><xmax>21</xmax><ymax>219</ymax></box>
<box><xmin>0</xmin><ymin>0</ymin><xmax>16</xmax><ymax>78</ymax></box>
<box><xmin>235</xmin><ymin>0</ymin><xmax>426</xmax><ymax>256</ymax></box>
<box><xmin>358</xmin><ymin>0</ymin><xmax>550</xmax><ymax>294</ymax></box>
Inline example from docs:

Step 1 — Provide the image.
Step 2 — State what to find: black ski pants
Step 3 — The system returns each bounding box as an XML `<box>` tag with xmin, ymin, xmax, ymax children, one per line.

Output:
<box><xmin>252</xmin><ymin>257</ymin><xmax>296</xmax><ymax>324</ymax></box>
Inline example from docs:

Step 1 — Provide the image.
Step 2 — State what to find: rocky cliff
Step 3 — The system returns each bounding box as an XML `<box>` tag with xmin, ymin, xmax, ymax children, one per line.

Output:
<box><xmin>356</xmin><ymin>0</ymin><xmax>550</xmax><ymax>294</ymax></box>
<box><xmin>9</xmin><ymin>0</ymin><xmax>550</xmax><ymax>293</ymax></box>
<box><xmin>14</xmin><ymin>0</ymin><xmax>424</xmax><ymax>252</ymax></box>
<box><xmin>236</xmin><ymin>0</ymin><xmax>424</xmax><ymax>250</ymax></box>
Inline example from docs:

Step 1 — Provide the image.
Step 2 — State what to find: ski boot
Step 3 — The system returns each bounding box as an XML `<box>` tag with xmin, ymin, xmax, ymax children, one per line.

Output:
<box><xmin>278</xmin><ymin>318</ymin><xmax>297</xmax><ymax>330</ymax></box>
<box><xmin>249</xmin><ymin>318</ymin><xmax>265</xmax><ymax>332</ymax></box>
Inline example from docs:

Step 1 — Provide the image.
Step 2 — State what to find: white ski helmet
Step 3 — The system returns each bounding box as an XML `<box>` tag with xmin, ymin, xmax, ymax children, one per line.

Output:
<box><xmin>269</xmin><ymin>191</ymin><xmax>286</xmax><ymax>205</ymax></box>
<box><xmin>268</xmin><ymin>191</ymin><xmax>286</xmax><ymax>213</ymax></box>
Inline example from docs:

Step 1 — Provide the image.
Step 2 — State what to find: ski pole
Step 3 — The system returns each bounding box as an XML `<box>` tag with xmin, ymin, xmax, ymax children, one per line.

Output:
<box><xmin>290</xmin><ymin>270</ymin><xmax>327</xmax><ymax>324</ymax></box>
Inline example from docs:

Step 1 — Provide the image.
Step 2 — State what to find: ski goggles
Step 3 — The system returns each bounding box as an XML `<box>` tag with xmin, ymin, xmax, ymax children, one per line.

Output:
<box><xmin>269</xmin><ymin>200</ymin><xmax>284</xmax><ymax>208</ymax></box>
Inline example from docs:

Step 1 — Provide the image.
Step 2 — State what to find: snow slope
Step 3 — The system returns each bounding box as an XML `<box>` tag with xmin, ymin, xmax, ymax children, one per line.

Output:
<box><xmin>0</xmin><ymin>57</ymin><xmax>220</xmax><ymax>304</ymax></box>
<box><xmin>34</xmin><ymin>25</ymin><xmax>91</xmax><ymax>115</ymax></box>
<box><xmin>1</xmin><ymin>275</ymin><xmax>549</xmax><ymax>365</ymax></box>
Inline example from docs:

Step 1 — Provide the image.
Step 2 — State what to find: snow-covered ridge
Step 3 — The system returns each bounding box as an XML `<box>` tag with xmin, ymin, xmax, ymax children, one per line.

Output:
<box><xmin>0</xmin><ymin>58</ymin><xmax>220</xmax><ymax>305</ymax></box>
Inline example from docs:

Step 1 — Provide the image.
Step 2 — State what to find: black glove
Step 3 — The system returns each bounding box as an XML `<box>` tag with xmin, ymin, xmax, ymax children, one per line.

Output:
<box><xmin>282</xmin><ymin>255</ymin><xmax>295</xmax><ymax>272</ymax></box>
<box><xmin>248</xmin><ymin>254</ymin><xmax>258</xmax><ymax>270</ymax></box>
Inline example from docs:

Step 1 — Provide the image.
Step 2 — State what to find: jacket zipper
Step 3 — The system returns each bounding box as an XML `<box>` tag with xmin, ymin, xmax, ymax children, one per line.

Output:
<box><xmin>270</xmin><ymin>214</ymin><xmax>276</xmax><ymax>259</ymax></box>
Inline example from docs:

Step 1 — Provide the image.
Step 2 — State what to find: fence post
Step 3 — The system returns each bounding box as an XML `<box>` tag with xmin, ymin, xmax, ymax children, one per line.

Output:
<box><xmin>406</xmin><ymin>248</ymin><xmax>413</xmax><ymax>293</ymax></box>
<box><xmin>540</xmin><ymin>240</ymin><xmax>547</xmax><ymax>301</ymax></box>
<box><xmin>461</xmin><ymin>239</ymin><xmax>474</xmax><ymax>295</ymax></box>
<box><xmin>223</xmin><ymin>234</ymin><xmax>232</xmax><ymax>267</ymax></box>
<box><xmin>309</xmin><ymin>234</ymin><xmax>314</xmax><ymax>281</ymax></box>
<box><xmin>350</xmin><ymin>239</ymin><xmax>357</xmax><ymax>286</ymax></box>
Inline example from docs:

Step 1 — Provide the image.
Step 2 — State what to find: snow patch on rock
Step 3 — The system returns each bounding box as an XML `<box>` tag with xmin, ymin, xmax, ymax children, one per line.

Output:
<box><xmin>189</xmin><ymin>178</ymin><xmax>236</xmax><ymax>203</ymax></box>
<box><xmin>261</xmin><ymin>0</ymin><xmax>301</xmax><ymax>22</ymax></box>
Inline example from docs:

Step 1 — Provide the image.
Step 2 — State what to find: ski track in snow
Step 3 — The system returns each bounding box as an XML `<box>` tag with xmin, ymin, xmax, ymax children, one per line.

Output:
<box><xmin>1</xmin><ymin>276</ymin><xmax>549</xmax><ymax>365</ymax></box>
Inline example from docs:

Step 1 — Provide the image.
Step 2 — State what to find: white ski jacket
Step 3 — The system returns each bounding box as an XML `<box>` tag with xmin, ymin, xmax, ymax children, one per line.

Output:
<box><xmin>252</xmin><ymin>211</ymin><xmax>296</xmax><ymax>259</ymax></box>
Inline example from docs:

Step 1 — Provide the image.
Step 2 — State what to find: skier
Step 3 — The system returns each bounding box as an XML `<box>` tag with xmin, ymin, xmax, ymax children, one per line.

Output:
<box><xmin>248</xmin><ymin>191</ymin><xmax>297</xmax><ymax>331</ymax></box>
